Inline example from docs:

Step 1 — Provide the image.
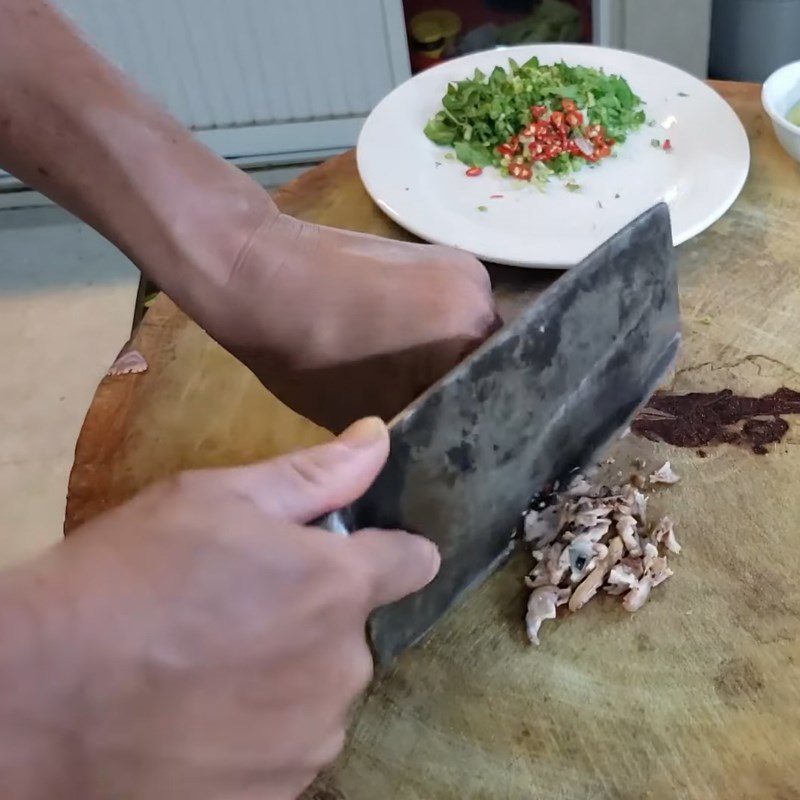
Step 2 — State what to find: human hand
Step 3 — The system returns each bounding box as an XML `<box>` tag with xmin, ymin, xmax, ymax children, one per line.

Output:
<box><xmin>0</xmin><ymin>418</ymin><xmax>438</xmax><ymax>800</ymax></box>
<box><xmin>192</xmin><ymin>210</ymin><xmax>499</xmax><ymax>432</ymax></box>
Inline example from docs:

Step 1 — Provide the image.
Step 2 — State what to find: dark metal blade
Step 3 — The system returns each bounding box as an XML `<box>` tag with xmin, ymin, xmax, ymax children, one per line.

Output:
<box><xmin>323</xmin><ymin>203</ymin><xmax>680</xmax><ymax>666</ymax></box>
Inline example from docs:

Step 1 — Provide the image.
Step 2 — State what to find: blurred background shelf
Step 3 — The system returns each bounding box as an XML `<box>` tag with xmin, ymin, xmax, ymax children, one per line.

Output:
<box><xmin>403</xmin><ymin>0</ymin><xmax>592</xmax><ymax>73</ymax></box>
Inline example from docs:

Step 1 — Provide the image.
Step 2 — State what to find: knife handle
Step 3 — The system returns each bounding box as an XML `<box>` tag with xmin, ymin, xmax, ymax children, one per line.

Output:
<box><xmin>312</xmin><ymin>507</ymin><xmax>355</xmax><ymax>536</ymax></box>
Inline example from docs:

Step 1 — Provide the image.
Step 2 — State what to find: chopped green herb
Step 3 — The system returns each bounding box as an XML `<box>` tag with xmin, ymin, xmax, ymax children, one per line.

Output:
<box><xmin>677</xmin><ymin>92</ymin><xmax>689</xmax><ymax>97</ymax></box>
<box><xmin>477</xmin><ymin>205</ymin><xmax>488</xmax><ymax>212</ymax></box>
<box><xmin>650</xmin><ymin>138</ymin><xmax>661</xmax><ymax>148</ymax></box>
<box><xmin>647</xmin><ymin>120</ymin><xmax>656</xmax><ymax>128</ymax></box>
<box><xmin>532</xmin><ymin>161</ymin><xmax>553</xmax><ymax>190</ymax></box>
<box><xmin>444</xmin><ymin>152</ymin><xmax>455</xmax><ymax>160</ymax></box>
<box><xmin>699</xmin><ymin>315</ymin><xmax>713</xmax><ymax>325</ymax></box>
<box><xmin>454</xmin><ymin>140</ymin><xmax>493</xmax><ymax>167</ymax></box>
<box><xmin>423</xmin><ymin>57</ymin><xmax>645</xmax><ymax>184</ymax></box>
<box><xmin>565</xmin><ymin>181</ymin><xmax>581</xmax><ymax>192</ymax></box>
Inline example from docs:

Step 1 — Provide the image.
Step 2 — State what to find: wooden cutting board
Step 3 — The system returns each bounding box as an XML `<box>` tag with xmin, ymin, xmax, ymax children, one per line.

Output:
<box><xmin>65</xmin><ymin>83</ymin><xmax>800</xmax><ymax>799</ymax></box>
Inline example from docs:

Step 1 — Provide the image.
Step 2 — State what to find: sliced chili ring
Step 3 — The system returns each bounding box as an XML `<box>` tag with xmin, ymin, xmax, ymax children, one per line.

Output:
<box><xmin>509</xmin><ymin>163</ymin><xmax>532</xmax><ymax>180</ymax></box>
<box><xmin>565</xmin><ymin>111</ymin><xmax>583</xmax><ymax>128</ymax></box>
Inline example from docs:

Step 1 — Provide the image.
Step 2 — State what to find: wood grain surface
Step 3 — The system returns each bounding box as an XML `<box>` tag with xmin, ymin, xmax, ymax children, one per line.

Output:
<box><xmin>66</xmin><ymin>83</ymin><xmax>800</xmax><ymax>799</ymax></box>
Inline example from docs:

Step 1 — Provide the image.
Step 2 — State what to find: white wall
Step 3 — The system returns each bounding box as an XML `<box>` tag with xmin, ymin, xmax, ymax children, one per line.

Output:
<box><xmin>48</xmin><ymin>0</ymin><xmax>411</xmax><ymax>162</ymax></box>
<box><xmin>1</xmin><ymin>0</ymin><xmax>411</xmax><ymax>200</ymax></box>
<box><xmin>595</xmin><ymin>0</ymin><xmax>712</xmax><ymax>77</ymax></box>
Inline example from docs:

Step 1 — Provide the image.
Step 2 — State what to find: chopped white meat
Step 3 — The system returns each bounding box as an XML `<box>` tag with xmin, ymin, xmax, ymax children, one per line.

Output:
<box><xmin>631</xmin><ymin>489</ymin><xmax>648</xmax><ymax>522</ymax></box>
<box><xmin>605</xmin><ymin>563</ymin><xmax>640</xmax><ymax>596</ymax></box>
<box><xmin>559</xmin><ymin>501</ymin><xmax>578</xmax><ymax>529</ymax></box>
<box><xmin>564</xmin><ymin>474</ymin><xmax>594</xmax><ymax>498</ymax></box>
<box><xmin>623</xmin><ymin>574</ymin><xmax>653</xmax><ymax>612</ymax></box>
<box><xmin>620</xmin><ymin>556</ymin><xmax>645</xmax><ymax>579</ymax></box>
<box><xmin>526</xmin><ymin>586</ymin><xmax>570</xmax><ymax>645</ymax></box>
<box><xmin>523</xmin><ymin>458</ymin><xmax>683</xmax><ymax>644</ymax></box>
<box><xmin>580</xmin><ymin>519</ymin><xmax>613</xmax><ymax>542</ymax></box>
<box><xmin>527</xmin><ymin>542</ymin><xmax>567</xmax><ymax>588</ymax></box>
<box><xmin>614</xmin><ymin>502</ymin><xmax>633</xmax><ymax>518</ymax></box>
<box><xmin>615</xmin><ymin>514</ymin><xmax>642</xmax><ymax>556</ymax></box>
<box><xmin>523</xmin><ymin>506</ymin><xmax>560</xmax><ymax>547</ymax></box>
<box><xmin>619</xmin><ymin>485</ymin><xmax>648</xmax><ymax>521</ymax></box>
<box><xmin>569</xmin><ymin>536</ymin><xmax>624</xmax><ymax>612</ymax></box>
<box><xmin>574</xmin><ymin>506</ymin><xmax>613</xmax><ymax>528</ymax></box>
<box><xmin>652</xmin><ymin>516</ymin><xmax>672</xmax><ymax>544</ymax></box>
<box><xmin>107</xmin><ymin>348</ymin><xmax>148</xmax><ymax>376</ymax></box>
<box><xmin>563</xmin><ymin>535</ymin><xmax>606</xmax><ymax>583</ymax></box>
<box><xmin>593</xmin><ymin>543</ymin><xmax>609</xmax><ymax>561</ymax></box>
<box><xmin>664</xmin><ymin>529</ymin><xmax>682</xmax><ymax>555</ymax></box>
<box><xmin>528</xmin><ymin>543</ymin><xmax>568</xmax><ymax>587</ymax></box>
<box><xmin>650</xmin><ymin>461</ymin><xmax>680</xmax><ymax>485</ymax></box>
<box><xmin>544</xmin><ymin>543</ymin><xmax>568</xmax><ymax>585</ymax></box>
<box><xmin>642</xmin><ymin>540</ymin><xmax>659</xmax><ymax>572</ymax></box>
<box><xmin>652</xmin><ymin>516</ymin><xmax>682</xmax><ymax>554</ymax></box>
<box><xmin>648</xmin><ymin>556</ymin><xmax>674</xmax><ymax>587</ymax></box>
<box><xmin>526</xmin><ymin>586</ymin><xmax>559</xmax><ymax>645</ymax></box>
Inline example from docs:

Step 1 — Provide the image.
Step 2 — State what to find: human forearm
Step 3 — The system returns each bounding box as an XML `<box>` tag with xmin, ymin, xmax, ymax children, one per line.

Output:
<box><xmin>0</xmin><ymin>0</ymin><xmax>275</xmax><ymax>310</ymax></box>
<box><xmin>0</xmin><ymin>0</ymin><xmax>498</xmax><ymax>432</ymax></box>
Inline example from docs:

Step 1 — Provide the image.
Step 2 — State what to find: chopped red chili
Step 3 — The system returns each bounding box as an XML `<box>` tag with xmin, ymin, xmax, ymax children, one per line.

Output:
<box><xmin>495</xmin><ymin>104</ymin><xmax>617</xmax><ymax>182</ymax></box>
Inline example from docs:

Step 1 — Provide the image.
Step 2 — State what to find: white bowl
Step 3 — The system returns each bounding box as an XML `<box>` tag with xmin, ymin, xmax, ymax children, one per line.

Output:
<box><xmin>762</xmin><ymin>60</ymin><xmax>800</xmax><ymax>163</ymax></box>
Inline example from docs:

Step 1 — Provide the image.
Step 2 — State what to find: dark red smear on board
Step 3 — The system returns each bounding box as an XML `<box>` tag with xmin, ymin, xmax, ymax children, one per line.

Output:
<box><xmin>632</xmin><ymin>388</ymin><xmax>800</xmax><ymax>455</ymax></box>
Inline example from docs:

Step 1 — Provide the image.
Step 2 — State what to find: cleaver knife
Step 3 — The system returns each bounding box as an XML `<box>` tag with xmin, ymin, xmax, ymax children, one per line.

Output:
<box><xmin>318</xmin><ymin>203</ymin><xmax>680</xmax><ymax>667</ymax></box>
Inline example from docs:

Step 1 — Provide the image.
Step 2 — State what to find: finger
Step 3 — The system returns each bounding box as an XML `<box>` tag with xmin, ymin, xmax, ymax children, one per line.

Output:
<box><xmin>488</xmin><ymin>311</ymin><xmax>504</xmax><ymax>335</ymax></box>
<box><xmin>348</xmin><ymin>528</ymin><xmax>441</xmax><ymax>609</ymax></box>
<box><xmin>230</xmin><ymin>417</ymin><xmax>389</xmax><ymax>522</ymax></box>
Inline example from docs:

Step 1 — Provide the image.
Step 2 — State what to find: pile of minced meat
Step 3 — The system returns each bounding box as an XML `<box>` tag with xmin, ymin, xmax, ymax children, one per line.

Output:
<box><xmin>523</xmin><ymin>461</ymin><xmax>681</xmax><ymax>645</ymax></box>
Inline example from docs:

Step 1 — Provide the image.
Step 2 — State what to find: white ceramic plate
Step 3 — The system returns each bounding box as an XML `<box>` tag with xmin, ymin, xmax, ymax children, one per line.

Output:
<box><xmin>356</xmin><ymin>44</ymin><xmax>750</xmax><ymax>268</ymax></box>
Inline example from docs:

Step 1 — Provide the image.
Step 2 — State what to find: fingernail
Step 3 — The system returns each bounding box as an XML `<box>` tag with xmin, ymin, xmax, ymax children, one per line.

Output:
<box><xmin>421</xmin><ymin>539</ymin><xmax>442</xmax><ymax>582</ymax></box>
<box><xmin>338</xmin><ymin>417</ymin><xmax>387</xmax><ymax>449</ymax></box>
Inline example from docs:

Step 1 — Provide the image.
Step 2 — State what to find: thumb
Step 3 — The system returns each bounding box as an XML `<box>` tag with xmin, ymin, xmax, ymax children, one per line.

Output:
<box><xmin>349</xmin><ymin>529</ymin><xmax>441</xmax><ymax>609</ymax></box>
<box><xmin>230</xmin><ymin>417</ymin><xmax>389</xmax><ymax>522</ymax></box>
